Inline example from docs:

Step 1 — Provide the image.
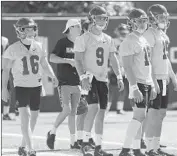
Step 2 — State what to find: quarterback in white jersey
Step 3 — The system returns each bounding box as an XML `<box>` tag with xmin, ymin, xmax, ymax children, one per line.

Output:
<box><xmin>2</xmin><ymin>18</ymin><xmax>58</xmax><ymax>156</ymax></box>
<box><xmin>142</xmin><ymin>4</ymin><xmax>177</xmax><ymax>156</ymax></box>
<box><xmin>119</xmin><ymin>9</ymin><xmax>156</xmax><ymax>156</ymax></box>
<box><xmin>74</xmin><ymin>6</ymin><xmax>124</xmax><ymax>156</ymax></box>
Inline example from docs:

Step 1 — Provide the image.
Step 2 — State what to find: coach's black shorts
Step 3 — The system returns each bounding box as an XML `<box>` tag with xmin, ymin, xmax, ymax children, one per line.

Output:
<box><xmin>15</xmin><ymin>86</ymin><xmax>42</xmax><ymax>111</ymax></box>
<box><xmin>150</xmin><ymin>80</ymin><xmax>168</xmax><ymax>109</ymax></box>
<box><xmin>86</xmin><ymin>77</ymin><xmax>108</xmax><ymax>110</ymax></box>
<box><xmin>130</xmin><ymin>83</ymin><xmax>151</xmax><ymax>108</ymax></box>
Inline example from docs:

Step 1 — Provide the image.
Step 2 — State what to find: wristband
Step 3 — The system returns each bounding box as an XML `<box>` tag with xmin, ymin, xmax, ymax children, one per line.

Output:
<box><xmin>80</xmin><ymin>74</ymin><xmax>88</xmax><ymax>81</ymax></box>
<box><xmin>117</xmin><ymin>74</ymin><xmax>123</xmax><ymax>80</ymax></box>
<box><xmin>130</xmin><ymin>84</ymin><xmax>139</xmax><ymax>91</ymax></box>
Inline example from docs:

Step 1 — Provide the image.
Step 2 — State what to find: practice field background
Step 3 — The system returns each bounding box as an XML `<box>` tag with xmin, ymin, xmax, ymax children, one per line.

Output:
<box><xmin>1</xmin><ymin>111</ymin><xmax>177</xmax><ymax>156</ymax></box>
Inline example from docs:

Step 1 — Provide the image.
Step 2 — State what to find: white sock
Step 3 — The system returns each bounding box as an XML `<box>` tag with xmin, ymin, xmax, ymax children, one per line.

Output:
<box><xmin>123</xmin><ymin>119</ymin><xmax>141</xmax><ymax>148</ymax></box>
<box><xmin>117</xmin><ymin>101</ymin><xmax>124</xmax><ymax>110</ymax></box>
<box><xmin>145</xmin><ymin>137</ymin><xmax>153</xmax><ymax>152</ymax></box>
<box><xmin>70</xmin><ymin>134</ymin><xmax>76</xmax><ymax>146</ymax></box>
<box><xmin>50</xmin><ymin>127</ymin><xmax>57</xmax><ymax>134</ymax></box>
<box><xmin>83</xmin><ymin>131</ymin><xmax>91</xmax><ymax>143</ymax></box>
<box><xmin>133</xmin><ymin>139</ymin><xmax>140</xmax><ymax>149</ymax></box>
<box><xmin>3</xmin><ymin>106</ymin><xmax>10</xmax><ymax>115</ymax></box>
<box><xmin>153</xmin><ymin>137</ymin><xmax>160</xmax><ymax>151</ymax></box>
<box><xmin>95</xmin><ymin>134</ymin><xmax>102</xmax><ymax>146</ymax></box>
<box><xmin>77</xmin><ymin>131</ymin><xmax>83</xmax><ymax>140</ymax></box>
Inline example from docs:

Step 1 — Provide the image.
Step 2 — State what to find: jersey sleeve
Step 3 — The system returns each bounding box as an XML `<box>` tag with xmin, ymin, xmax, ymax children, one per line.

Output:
<box><xmin>109</xmin><ymin>38</ymin><xmax>117</xmax><ymax>53</ymax></box>
<box><xmin>119</xmin><ymin>39</ymin><xmax>135</xmax><ymax>57</ymax></box>
<box><xmin>73</xmin><ymin>35</ymin><xmax>85</xmax><ymax>53</ymax></box>
<box><xmin>143</xmin><ymin>29</ymin><xmax>156</xmax><ymax>47</ymax></box>
<box><xmin>52</xmin><ymin>39</ymin><xmax>63</xmax><ymax>56</ymax></box>
<box><xmin>2</xmin><ymin>45</ymin><xmax>15</xmax><ymax>60</ymax></box>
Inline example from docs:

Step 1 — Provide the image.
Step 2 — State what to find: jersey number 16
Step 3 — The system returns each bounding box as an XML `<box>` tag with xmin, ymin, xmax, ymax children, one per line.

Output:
<box><xmin>22</xmin><ymin>55</ymin><xmax>39</xmax><ymax>75</ymax></box>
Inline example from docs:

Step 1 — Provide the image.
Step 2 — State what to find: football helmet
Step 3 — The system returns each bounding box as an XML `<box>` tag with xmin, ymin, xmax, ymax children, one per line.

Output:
<box><xmin>81</xmin><ymin>19</ymin><xmax>91</xmax><ymax>34</ymax></box>
<box><xmin>114</xmin><ymin>23</ymin><xmax>130</xmax><ymax>40</ymax></box>
<box><xmin>76</xmin><ymin>95</ymin><xmax>88</xmax><ymax>115</ymax></box>
<box><xmin>127</xmin><ymin>8</ymin><xmax>149</xmax><ymax>33</ymax></box>
<box><xmin>147</xmin><ymin>4</ymin><xmax>170</xmax><ymax>30</ymax></box>
<box><xmin>14</xmin><ymin>17</ymin><xmax>38</xmax><ymax>40</ymax></box>
<box><xmin>88</xmin><ymin>5</ymin><xmax>109</xmax><ymax>31</ymax></box>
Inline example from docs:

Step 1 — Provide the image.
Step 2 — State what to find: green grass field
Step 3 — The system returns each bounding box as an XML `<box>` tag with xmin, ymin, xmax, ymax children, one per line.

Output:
<box><xmin>2</xmin><ymin>111</ymin><xmax>177</xmax><ymax>156</ymax></box>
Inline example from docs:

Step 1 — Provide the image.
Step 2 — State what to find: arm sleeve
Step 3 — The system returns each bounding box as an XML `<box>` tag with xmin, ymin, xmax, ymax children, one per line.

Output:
<box><xmin>73</xmin><ymin>36</ymin><xmax>85</xmax><ymax>52</ymax></box>
<box><xmin>52</xmin><ymin>40</ymin><xmax>63</xmax><ymax>56</ymax></box>
<box><xmin>143</xmin><ymin>29</ymin><xmax>156</xmax><ymax>47</ymax></box>
<box><xmin>109</xmin><ymin>38</ymin><xmax>117</xmax><ymax>53</ymax></box>
<box><xmin>2</xmin><ymin>46</ymin><xmax>15</xmax><ymax>60</ymax></box>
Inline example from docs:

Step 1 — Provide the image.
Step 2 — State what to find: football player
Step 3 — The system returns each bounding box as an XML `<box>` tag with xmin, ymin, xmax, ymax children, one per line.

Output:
<box><xmin>107</xmin><ymin>23</ymin><xmax>130</xmax><ymax>115</ymax></box>
<box><xmin>143</xmin><ymin>4</ymin><xmax>177</xmax><ymax>156</ymax></box>
<box><xmin>76</xmin><ymin>19</ymin><xmax>96</xmax><ymax>149</ymax></box>
<box><xmin>2</xmin><ymin>18</ymin><xmax>58</xmax><ymax>156</ymax></box>
<box><xmin>1</xmin><ymin>36</ymin><xmax>14</xmax><ymax>120</ymax></box>
<box><xmin>46</xmin><ymin>19</ymin><xmax>82</xmax><ymax>150</ymax></box>
<box><xmin>118</xmin><ymin>9</ymin><xmax>157</xmax><ymax>156</ymax></box>
<box><xmin>74</xmin><ymin>5</ymin><xmax>124</xmax><ymax>156</ymax></box>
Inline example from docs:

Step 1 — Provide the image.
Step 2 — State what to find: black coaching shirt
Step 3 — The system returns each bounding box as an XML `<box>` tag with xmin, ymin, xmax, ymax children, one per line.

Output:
<box><xmin>52</xmin><ymin>37</ymin><xmax>80</xmax><ymax>86</ymax></box>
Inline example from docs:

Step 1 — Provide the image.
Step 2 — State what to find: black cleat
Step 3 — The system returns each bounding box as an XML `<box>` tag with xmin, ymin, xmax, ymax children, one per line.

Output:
<box><xmin>157</xmin><ymin>148</ymin><xmax>172</xmax><ymax>156</ymax></box>
<box><xmin>119</xmin><ymin>148</ymin><xmax>133</xmax><ymax>156</ymax></box>
<box><xmin>160</xmin><ymin>144</ymin><xmax>167</xmax><ymax>148</ymax></box>
<box><xmin>145</xmin><ymin>150</ymin><xmax>160</xmax><ymax>156</ymax></box>
<box><xmin>94</xmin><ymin>145</ymin><xmax>113</xmax><ymax>156</ymax></box>
<box><xmin>3</xmin><ymin>114</ymin><xmax>14</xmax><ymax>120</ymax></box>
<box><xmin>81</xmin><ymin>142</ymin><xmax>93</xmax><ymax>156</ymax></box>
<box><xmin>141</xmin><ymin>139</ymin><xmax>147</xmax><ymax>149</ymax></box>
<box><xmin>27</xmin><ymin>150</ymin><xmax>36</xmax><ymax>156</ymax></box>
<box><xmin>71</xmin><ymin>141</ymin><xmax>81</xmax><ymax>149</ymax></box>
<box><xmin>133</xmin><ymin>149</ymin><xmax>146</xmax><ymax>156</ymax></box>
<box><xmin>46</xmin><ymin>131</ymin><xmax>55</xmax><ymax>150</ymax></box>
<box><xmin>18</xmin><ymin>147</ymin><xmax>27</xmax><ymax>156</ymax></box>
<box><xmin>89</xmin><ymin>138</ymin><xmax>96</xmax><ymax>149</ymax></box>
<box><xmin>77</xmin><ymin>139</ymin><xmax>83</xmax><ymax>147</ymax></box>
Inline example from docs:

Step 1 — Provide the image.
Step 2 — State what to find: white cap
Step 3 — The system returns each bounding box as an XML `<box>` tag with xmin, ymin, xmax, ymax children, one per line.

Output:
<box><xmin>63</xmin><ymin>19</ymin><xmax>81</xmax><ymax>33</ymax></box>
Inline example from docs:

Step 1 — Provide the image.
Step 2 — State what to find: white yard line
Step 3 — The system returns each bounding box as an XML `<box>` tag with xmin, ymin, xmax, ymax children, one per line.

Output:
<box><xmin>2</xmin><ymin>148</ymin><xmax>78</xmax><ymax>156</ymax></box>
<box><xmin>2</xmin><ymin>133</ymin><xmax>177</xmax><ymax>150</ymax></box>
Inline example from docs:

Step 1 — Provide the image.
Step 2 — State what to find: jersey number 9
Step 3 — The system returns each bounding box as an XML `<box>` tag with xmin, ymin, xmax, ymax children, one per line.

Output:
<box><xmin>96</xmin><ymin>47</ymin><xmax>104</xmax><ymax>66</ymax></box>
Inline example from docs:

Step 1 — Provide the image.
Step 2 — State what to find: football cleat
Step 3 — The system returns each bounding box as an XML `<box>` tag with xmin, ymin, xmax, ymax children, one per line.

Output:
<box><xmin>18</xmin><ymin>147</ymin><xmax>27</xmax><ymax>156</ymax></box>
<box><xmin>81</xmin><ymin>142</ymin><xmax>93</xmax><ymax>156</ymax></box>
<box><xmin>70</xmin><ymin>141</ymin><xmax>81</xmax><ymax>149</ymax></box>
<box><xmin>145</xmin><ymin>150</ymin><xmax>160</xmax><ymax>156</ymax></box>
<box><xmin>133</xmin><ymin>149</ymin><xmax>146</xmax><ymax>156</ymax></box>
<box><xmin>119</xmin><ymin>148</ymin><xmax>133</xmax><ymax>156</ymax></box>
<box><xmin>3</xmin><ymin>114</ymin><xmax>14</xmax><ymax>120</ymax></box>
<box><xmin>141</xmin><ymin>139</ymin><xmax>147</xmax><ymax>149</ymax></box>
<box><xmin>89</xmin><ymin>138</ymin><xmax>96</xmax><ymax>149</ymax></box>
<box><xmin>27</xmin><ymin>150</ymin><xmax>36</xmax><ymax>156</ymax></box>
<box><xmin>46</xmin><ymin>131</ymin><xmax>55</xmax><ymax>150</ymax></box>
<box><xmin>94</xmin><ymin>145</ymin><xmax>113</xmax><ymax>156</ymax></box>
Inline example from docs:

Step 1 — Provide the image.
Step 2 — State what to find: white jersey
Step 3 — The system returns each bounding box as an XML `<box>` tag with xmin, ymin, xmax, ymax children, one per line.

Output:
<box><xmin>3</xmin><ymin>40</ymin><xmax>47</xmax><ymax>87</ymax></box>
<box><xmin>74</xmin><ymin>32</ymin><xmax>117</xmax><ymax>82</ymax></box>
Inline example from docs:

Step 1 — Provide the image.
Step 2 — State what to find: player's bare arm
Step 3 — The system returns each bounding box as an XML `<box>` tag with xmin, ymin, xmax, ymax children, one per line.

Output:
<box><xmin>75</xmin><ymin>52</ymin><xmax>91</xmax><ymax>91</ymax></box>
<box><xmin>2</xmin><ymin>58</ymin><xmax>14</xmax><ymax>102</ymax></box>
<box><xmin>109</xmin><ymin>52</ymin><xmax>124</xmax><ymax>91</ymax></box>
<box><xmin>168</xmin><ymin>58</ymin><xmax>177</xmax><ymax>91</ymax></box>
<box><xmin>122</xmin><ymin>55</ymin><xmax>143</xmax><ymax>103</ymax></box>
<box><xmin>50</xmin><ymin>53</ymin><xmax>75</xmax><ymax>67</ymax></box>
<box><xmin>40</xmin><ymin>56</ymin><xmax>58</xmax><ymax>87</ymax></box>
